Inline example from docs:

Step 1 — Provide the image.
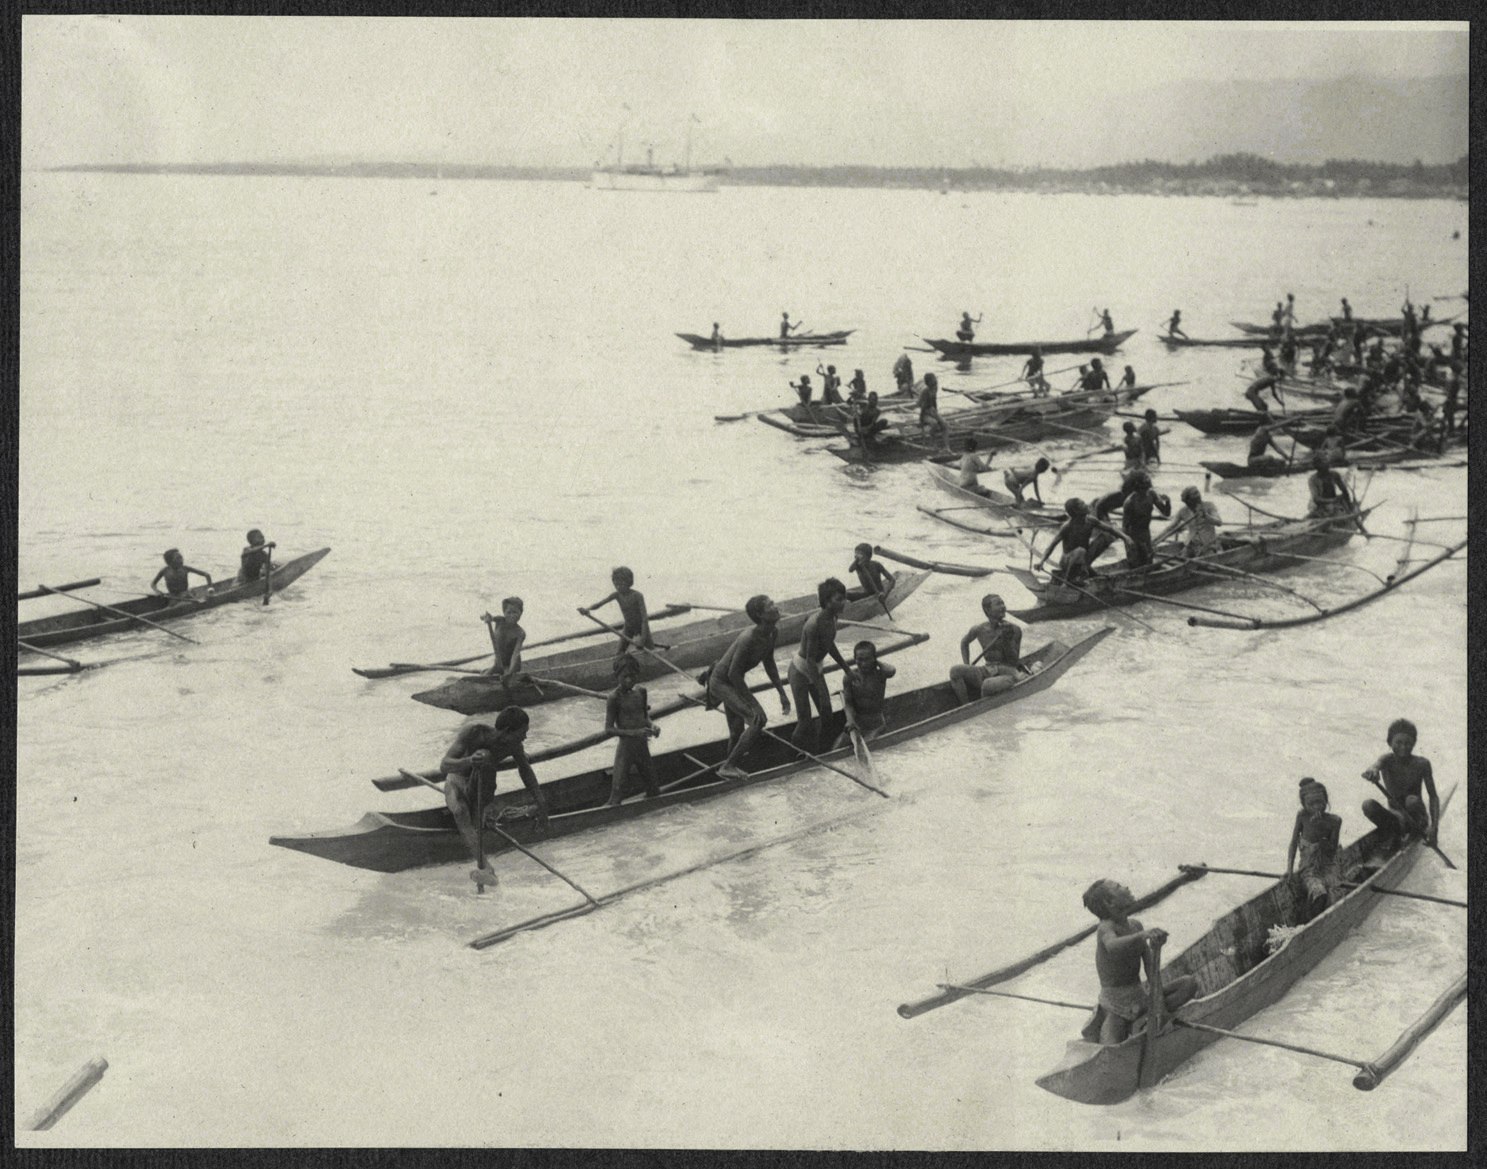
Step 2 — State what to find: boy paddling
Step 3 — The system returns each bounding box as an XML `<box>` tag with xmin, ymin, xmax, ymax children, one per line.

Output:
<box><xmin>441</xmin><ymin>706</ymin><xmax>551</xmax><ymax>885</ymax></box>
<box><xmin>1079</xmin><ymin>880</ymin><xmax>1198</xmax><ymax>1045</ymax></box>
<box><xmin>480</xmin><ymin>596</ymin><xmax>528</xmax><ymax>682</ymax></box>
<box><xmin>581</xmin><ymin>566</ymin><xmax>654</xmax><ymax>660</ymax></box>
<box><xmin>835</xmin><ymin>640</ymin><xmax>896</xmax><ymax>748</ymax></box>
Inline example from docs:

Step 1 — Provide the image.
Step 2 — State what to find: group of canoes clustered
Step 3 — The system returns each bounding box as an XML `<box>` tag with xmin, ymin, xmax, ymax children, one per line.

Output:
<box><xmin>21</xmin><ymin>290</ymin><xmax>1467</xmax><ymax>1109</ymax></box>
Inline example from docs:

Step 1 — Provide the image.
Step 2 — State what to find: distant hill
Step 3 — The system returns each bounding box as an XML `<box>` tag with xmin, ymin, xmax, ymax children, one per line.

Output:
<box><xmin>1028</xmin><ymin>73</ymin><xmax>1468</xmax><ymax>168</ymax></box>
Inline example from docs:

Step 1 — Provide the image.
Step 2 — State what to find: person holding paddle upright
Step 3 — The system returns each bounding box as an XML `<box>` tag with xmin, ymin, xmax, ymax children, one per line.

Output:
<box><xmin>703</xmin><ymin>595</ymin><xmax>790</xmax><ymax>781</ymax></box>
<box><xmin>957</xmin><ymin>310</ymin><xmax>983</xmax><ymax>342</ymax></box>
<box><xmin>1305</xmin><ymin>452</ymin><xmax>1354</xmax><ymax>519</ymax></box>
<box><xmin>441</xmin><ymin>705</ymin><xmax>551</xmax><ymax>886</ymax></box>
<box><xmin>237</xmin><ymin>530</ymin><xmax>275</xmax><ymax>584</ymax></box>
<box><xmin>581</xmin><ymin>567</ymin><xmax>654</xmax><ymax>662</ymax></box>
<box><xmin>603</xmin><ymin>655</ymin><xmax>660</xmax><ymax>807</ymax></box>
<box><xmin>1360</xmin><ymin>718</ymin><xmax>1441</xmax><ymax>850</ymax></box>
<box><xmin>480</xmin><ymin>596</ymin><xmax>528</xmax><ymax>683</ymax></box>
<box><xmin>848</xmin><ymin>543</ymin><xmax>896</xmax><ymax>606</ymax></box>
<box><xmin>950</xmin><ymin>593</ymin><xmax>1024</xmax><ymax>703</ymax></box>
<box><xmin>1098</xmin><ymin>308</ymin><xmax>1115</xmax><ymax>336</ymax></box>
<box><xmin>835</xmin><ymin>640</ymin><xmax>896</xmax><ymax>748</ymax></box>
<box><xmin>152</xmin><ymin>548</ymin><xmax>212</xmax><ymax>598</ymax></box>
<box><xmin>1078</xmin><ymin>879</ymin><xmax>1198</xmax><ymax>1045</ymax></box>
<box><xmin>788</xmin><ymin>578</ymin><xmax>852</xmax><ymax>752</ymax></box>
<box><xmin>780</xmin><ymin>311</ymin><xmax>800</xmax><ymax>340</ymax></box>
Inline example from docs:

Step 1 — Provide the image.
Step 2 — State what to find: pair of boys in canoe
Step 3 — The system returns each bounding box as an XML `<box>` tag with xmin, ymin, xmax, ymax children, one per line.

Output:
<box><xmin>149</xmin><ymin>529</ymin><xmax>276</xmax><ymax>597</ymax></box>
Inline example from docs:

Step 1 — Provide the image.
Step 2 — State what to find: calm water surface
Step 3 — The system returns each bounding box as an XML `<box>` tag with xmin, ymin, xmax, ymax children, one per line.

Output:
<box><xmin>16</xmin><ymin>174</ymin><xmax>1468</xmax><ymax>1148</ymax></box>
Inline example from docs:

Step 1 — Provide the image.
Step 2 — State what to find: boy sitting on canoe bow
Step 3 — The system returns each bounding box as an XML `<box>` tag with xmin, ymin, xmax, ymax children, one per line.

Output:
<box><xmin>237</xmin><ymin>530</ymin><xmax>275</xmax><ymax>584</ymax></box>
<box><xmin>1080</xmin><ymin>879</ymin><xmax>1198</xmax><ymax>1045</ymax></box>
<box><xmin>441</xmin><ymin>706</ymin><xmax>551</xmax><ymax>885</ymax></box>
<box><xmin>1360</xmin><ymin>718</ymin><xmax>1440</xmax><ymax>848</ymax></box>
<box><xmin>480</xmin><ymin>596</ymin><xmax>528</xmax><ymax>683</ymax></box>
<box><xmin>848</xmin><ymin>543</ymin><xmax>895</xmax><ymax>604</ymax></box>
<box><xmin>950</xmin><ymin>593</ymin><xmax>1025</xmax><ymax>703</ymax></box>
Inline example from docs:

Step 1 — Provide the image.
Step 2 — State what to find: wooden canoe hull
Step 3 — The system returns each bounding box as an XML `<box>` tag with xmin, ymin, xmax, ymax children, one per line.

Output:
<box><xmin>1173</xmin><ymin>408</ymin><xmax>1327</xmax><ymax>437</ymax></box>
<box><xmin>826</xmin><ymin>406</ymin><xmax>1119</xmax><ymax>465</ymax></box>
<box><xmin>1002</xmin><ymin>516</ymin><xmax>1362</xmax><ymax>621</ymax></box>
<box><xmin>1159</xmin><ymin>335</ymin><xmax>1278</xmax><ymax>349</ymax></box>
<box><xmin>268</xmin><ymin>628</ymin><xmax>1113</xmax><ymax>872</ymax></box>
<box><xmin>16</xmin><ymin>549</ymin><xmax>331</xmax><ymax>650</ymax></box>
<box><xmin>1036</xmin><ymin>801</ymin><xmax>1446</xmax><ymax>1105</ymax></box>
<box><xmin>1229</xmin><ymin>321</ymin><xmax>1333</xmax><ymax>338</ymax></box>
<box><xmin>923</xmin><ymin>329</ymin><xmax>1137</xmax><ymax>357</ymax></box>
<box><xmin>676</xmin><ymin>330</ymin><xmax>854</xmax><ymax>350</ymax></box>
<box><xmin>1201</xmin><ymin>435</ymin><xmax>1463</xmax><ymax>479</ymax></box>
<box><xmin>409</xmin><ymin>572</ymin><xmax>929</xmax><ymax>715</ymax></box>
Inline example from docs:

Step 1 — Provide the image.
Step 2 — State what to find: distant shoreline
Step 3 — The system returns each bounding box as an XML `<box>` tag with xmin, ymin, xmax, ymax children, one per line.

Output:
<box><xmin>43</xmin><ymin>158</ymin><xmax>1469</xmax><ymax>201</ymax></box>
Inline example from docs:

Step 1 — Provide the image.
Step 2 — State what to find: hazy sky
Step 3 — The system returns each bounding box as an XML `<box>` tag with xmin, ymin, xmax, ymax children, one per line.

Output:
<box><xmin>22</xmin><ymin>18</ymin><xmax>1469</xmax><ymax>169</ymax></box>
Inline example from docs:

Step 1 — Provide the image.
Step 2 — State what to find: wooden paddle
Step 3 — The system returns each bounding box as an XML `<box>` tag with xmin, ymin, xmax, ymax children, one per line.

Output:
<box><xmin>896</xmin><ymin>868</ymin><xmax>1205</xmax><ymax>1019</ymax></box>
<box><xmin>18</xmin><ymin>577</ymin><xmax>101</xmax><ymax>601</ymax></box>
<box><xmin>261</xmin><ymin>543</ymin><xmax>273</xmax><ymax>606</ymax></box>
<box><xmin>1361</xmin><ymin>773</ymin><xmax>1455</xmax><ymax>869</ymax></box>
<box><xmin>17</xmin><ymin>640</ymin><xmax>86</xmax><ymax>669</ymax></box>
<box><xmin>38</xmin><ymin>585</ymin><xmax>198</xmax><ymax>644</ymax></box>
<box><xmin>1136</xmin><ymin>935</ymin><xmax>1165</xmax><ymax>1088</ymax></box>
<box><xmin>849</xmin><ymin>727</ymin><xmax>875</xmax><ymax>780</ymax></box>
<box><xmin>1177</xmin><ymin>864</ymin><xmax>1464</xmax><ymax>908</ymax></box>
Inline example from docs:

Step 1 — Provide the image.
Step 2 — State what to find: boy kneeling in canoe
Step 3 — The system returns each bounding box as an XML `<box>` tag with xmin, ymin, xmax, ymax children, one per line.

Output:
<box><xmin>950</xmin><ymin>593</ymin><xmax>1024</xmax><ymax>703</ymax></box>
<box><xmin>1079</xmin><ymin>880</ymin><xmax>1198</xmax><ymax>1045</ymax></box>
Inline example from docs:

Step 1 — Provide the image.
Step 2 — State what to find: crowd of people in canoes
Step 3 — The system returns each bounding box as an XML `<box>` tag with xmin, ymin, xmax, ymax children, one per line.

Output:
<box><xmin>429</xmin><ymin>551</ymin><xmax>1065</xmax><ymax>885</ymax></box>
<box><xmin>148</xmin><ymin>530</ymin><xmax>277</xmax><ymax>598</ymax></box>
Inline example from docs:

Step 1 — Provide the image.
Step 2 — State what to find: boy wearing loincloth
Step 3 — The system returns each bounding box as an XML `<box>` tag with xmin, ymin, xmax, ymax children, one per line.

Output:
<box><xmin>1080</xmin><ymin>879</ymin><xmax>1198</xmax><ymax>1045</ymax></box>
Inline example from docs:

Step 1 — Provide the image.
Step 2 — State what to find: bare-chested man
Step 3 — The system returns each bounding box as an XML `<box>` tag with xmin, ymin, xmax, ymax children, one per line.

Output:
<box><xmin>788</xmin><ymin>578</ymin><xmax>851</xmax><ymax>751</ymax></box>
<box><xmin>706</xmin><ymin>595</ymin><xmax>791</xmax><ymax>780</ymax></box>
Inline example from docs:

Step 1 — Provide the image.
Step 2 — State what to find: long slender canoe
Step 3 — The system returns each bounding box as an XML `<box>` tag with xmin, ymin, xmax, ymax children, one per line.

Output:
<box><xmin>408</xmin><ymin>572</ymin><xmax>929</xmax><ymax>715</ymax></box>
<box><xmin>16</xmin><ymin>549</ymin><xmax>331</xmax><ymax>650</ymax></box>
<box><xmin>1173</xmin><ymin>407</ymin><xmax>1328</xmax><ymax>437</ymax></box>
<box><xmin>826</xmin><ymin>405</ymin><xmax>1121</xmax><ymax>465</ymax></box>
<box><xmin>1159</xmin><ymin>334</ymin><xmax>1279</xmax><ymax>349</ymax></box>
<box><xmin>1000</xmin><ymin>511</ymin><xmax>1366</xmax><ymax>621</ymax></box>
<box><xmin>924</xmin><ymin>460</ymin><xmax>1063</xmax><ymax>528</ymax></box>
<box><xmin>782</xmin><ymin>381</ymin><xmax>1157</xmax><ymax>428</ymax></box>
<box><xmin>1229</xmin><ymin>320</ymin><xmax>1333</xmax><ymax>338</ymax></box>
<box><xmin>922</xmin><ymin>329</ymin><xmax>1137</xmax><ymax>358</ymax></box>
<box><xmin>676</xmin><ymin>330</ymin><xmax>855</xmax><ymax>350</ymax></box>
<box><xmin>269</xmin><ymin>627</ymin><xmax>1113</xmax><ymax>872</ymax></box>
<box><xmin>1201</xmin><ymin>436</ymin><xmax>1464</xmax><ymax>479</ymax></box>
<box><xmin>1036</xmin><ymin>786</ymin><xmax>1456</xmax><ymax>1105</ymax></box>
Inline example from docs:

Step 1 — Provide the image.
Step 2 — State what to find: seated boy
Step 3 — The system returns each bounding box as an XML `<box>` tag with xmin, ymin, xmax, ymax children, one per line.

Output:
<box><xmin>1079</xmin><ymin>879</ymin><xmax>1198</xmax><ymax>1045</ymax></box>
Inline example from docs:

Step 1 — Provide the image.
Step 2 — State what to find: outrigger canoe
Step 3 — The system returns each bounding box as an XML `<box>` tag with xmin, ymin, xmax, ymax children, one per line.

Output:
<box><xmin>1173</xmin><ymin>408</ymin><xmax>1328</xmax><ymax>437</ymax></box>
<box><xmin>1000</xmin><ymin>511</ymin><xmax>1366</xmax><ymax>621</ymax></box>
<box><xmin>826</xmin><ymin>408</ymin><xmax>1119</xmax><ymax>466</ymax></box>
<box><xmin>269</xmin><ymin>628</ymin><xmax>1113</xmax><ymax>872</ymax></box>
<box><xmin>1036</xmin><ymin>787</ymin><xmax>1456</xmax><ymax>1105</ymax></box>
<box><xmin>16</xmin><ymin>549</ymin><xmax>331</xmax><ymax>650</ymax></box>
<box><xmin>676</xmin><ymin>330</ymin><xmax>855</xmax><ymax>350</ymax></box>
<box><xmin>1229</xmin><ymin>320</ymin><xmax>1334</xmax><ymax>338</ymax></box>
<box><xmin>408</xmin><ymin>572</ymin><xmax>929</xmax><ymax>715</ymax></box>
<box><xmin>1201</xmin><ymin>435</ymin><xmax>1464</xmax><ymax>479</ymax></box>
<box><xmin>922</xmin><ymin>329</ymin><xmax>1137</xmax><ymax>358</ymax></box>
<box><xmin>782</xmin><ymin>381</ymin><xmax>1156</xmax><ymax>428</ymax></box>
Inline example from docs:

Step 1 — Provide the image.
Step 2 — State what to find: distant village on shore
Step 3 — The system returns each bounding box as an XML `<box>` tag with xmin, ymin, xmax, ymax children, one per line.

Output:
<box><xmin>51</xmin><ymin>152</ymin><xmax>1468</xmax><ymax>201</ymax></box>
